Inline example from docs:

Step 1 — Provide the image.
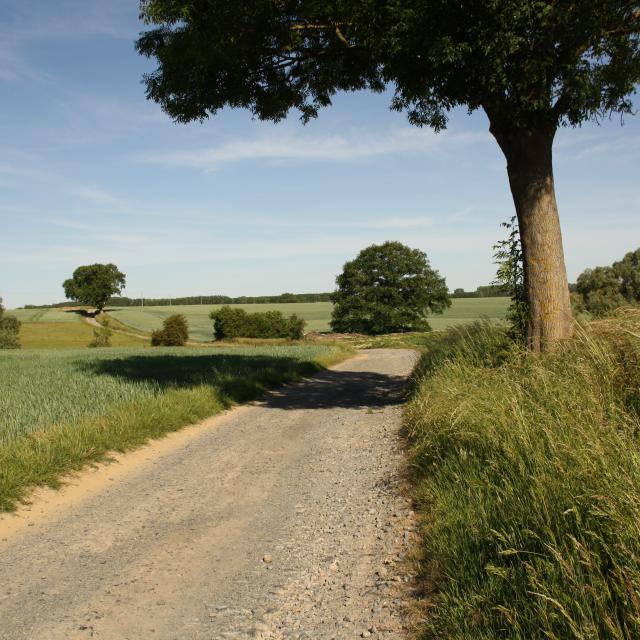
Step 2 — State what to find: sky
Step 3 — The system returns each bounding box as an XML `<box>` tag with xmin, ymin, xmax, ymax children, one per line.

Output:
<box><xmin>1</xmin><ymin>1</ymin><xmax>639</xmax><ymax>309</ymax></box>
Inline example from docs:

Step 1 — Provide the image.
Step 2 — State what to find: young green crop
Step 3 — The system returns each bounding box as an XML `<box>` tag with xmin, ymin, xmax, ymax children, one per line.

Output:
<box><xmin>0</xmin><ymin>343</ymin><xmax>349</xmax><ymax>510</ymax></box>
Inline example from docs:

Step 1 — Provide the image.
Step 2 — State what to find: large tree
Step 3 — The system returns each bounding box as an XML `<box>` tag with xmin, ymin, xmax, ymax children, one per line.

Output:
<box><xmin>63</xmin><ymin>263</ymin><xmax>126</xmax><ymax>313</ymax></box>
<box><xmin>136</xmin><ymin>1</ymin><xmax>640</xmax><ymax>350</ymax></box>
<box><xmin>331</xmin><ymin>241</ymin><xmax>450</xmax><ymax>334</ymax></box>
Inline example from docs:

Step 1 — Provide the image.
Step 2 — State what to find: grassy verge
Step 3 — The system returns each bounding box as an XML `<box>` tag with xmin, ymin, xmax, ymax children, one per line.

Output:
<box><xmin>0</xmin><ymin>344</ymin><xmax>351</xmax><ymax>512</ymax></box>
<box><xmin>405</xmin><ymin>311</ymin><xmax>640</xmax><ymax>638</ymax></box>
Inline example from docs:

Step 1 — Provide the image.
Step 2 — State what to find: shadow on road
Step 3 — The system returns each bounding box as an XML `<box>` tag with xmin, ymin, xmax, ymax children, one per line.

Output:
<box><xmin>79</xmin><ymin>353</ymin><xmax>408</xmax><ymax>411</ymax></box>
<box><xmin>257</xmin><ymin>368</ymin><xmax>409</xmax><ymax>410</ymax></box>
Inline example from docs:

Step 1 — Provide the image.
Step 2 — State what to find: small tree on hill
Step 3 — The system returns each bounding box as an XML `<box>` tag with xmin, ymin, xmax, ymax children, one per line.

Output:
<box><xmin>331</xmin><ymin>242</ymin><xmax>450</xmax><ymax>334</ymax></box>
<box><xmin>63</xmin><ymin>264</ymin><xmax>126</xmax><ymax>313</ymax></box>
<box><xmin>89</xmin><ymin>319</ymin><xmax>113</xmax><ymax>348</ymax></box>
<box><xmin>0</xmin><ymin>298</ymin><xmax>21</xmax><ymax>349</ymax></box>
<box><xmin>151</xmin><ymin>314</ymin><xmax>189</xmax><ymax>346</ymax></box>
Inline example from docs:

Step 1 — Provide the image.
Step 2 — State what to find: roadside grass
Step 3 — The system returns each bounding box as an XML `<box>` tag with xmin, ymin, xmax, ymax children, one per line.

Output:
<box><xmin>106</xmin><ymin>298</ymin><xmax>509</xmax><ymax>342</ymax></box>
<box><xmin>405</xmin><ymin>311</ymin><xmax>640</xmax><ymax>638</ymax></box>
<box><xmin>0</xmin><ymin>344</ymin><xmax>351</xmax><ymax>511</ymax></box>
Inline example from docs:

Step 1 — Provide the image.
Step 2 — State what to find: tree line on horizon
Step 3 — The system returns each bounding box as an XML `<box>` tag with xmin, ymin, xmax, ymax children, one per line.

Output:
<box><xmin>22</xmin><ymin>287</ymin><xmax>509</xmax><ymax>310</ymax></box>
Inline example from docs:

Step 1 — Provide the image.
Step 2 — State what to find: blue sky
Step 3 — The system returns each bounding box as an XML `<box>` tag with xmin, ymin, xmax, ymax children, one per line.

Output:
<box><xmin>1</xmin><ymin>0</ymin><xmax>639</xmax><ymax>309</ymax></box>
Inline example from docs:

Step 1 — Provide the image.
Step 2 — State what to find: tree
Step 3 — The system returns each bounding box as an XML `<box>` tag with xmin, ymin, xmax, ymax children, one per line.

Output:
<box><xmin>151</xmin><ymin>314</ymin><xmax>190</xmax><ymax>346</ymax></box>
<box><xmin>63</xmin><ymin>264</ymin><xmax>126</xmax><ymax>313</ymax></box>
<box><xmin>573</xmin><ymin>247</ymin><xmax>640</xmax><ymax>316</ymax></box>
<box><xmin>613</xmin><ymin>248</ymin><xmax>640</xmax><ymax>302</ymax></box>
<box><xmin>330</xmin><ymin>241</ymin><xmax>450</xmax><ymax>334</ymax></box>
<box><xmin>136</xmin><ymin>1</ymin><xmax>639</xmax><ymax>350</ymax></box>
<box><xmin>0</xmin><ymin>298</ymin><xmax>21</xmax><ymax>349</ymax></box>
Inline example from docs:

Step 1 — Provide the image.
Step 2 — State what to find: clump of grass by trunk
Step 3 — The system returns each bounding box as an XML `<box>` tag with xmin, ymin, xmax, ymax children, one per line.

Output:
<box><xmin>406</xmin><ymin>312</ymin><xmax>640</xmax><ymax>638</ymax></box>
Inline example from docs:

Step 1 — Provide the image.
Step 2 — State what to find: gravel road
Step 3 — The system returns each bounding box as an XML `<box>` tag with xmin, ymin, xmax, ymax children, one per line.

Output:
<box><xmin>0</xmin><ymin>349</ymin><xmax>418</xmax><ymax>640</ymax></box>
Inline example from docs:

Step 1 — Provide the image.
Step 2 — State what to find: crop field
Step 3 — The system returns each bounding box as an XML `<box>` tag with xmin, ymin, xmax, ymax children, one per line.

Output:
<box><xmin>107</xmin><ymin>298</ymin><xmax>510</xmax><ymax>341</ymax></box>
<box><xmin>10</xmin><ymin>308</ymin><xmax>82</xmax><ymax>323</ymax></box>
<box><xmin>10</xmin><ymin>308</ymin><xmax>144</xmax><ymax>348</ymax></box>
<box><xmin>0</xmin><ymin>343</ymin><xmax>349</xmax><ymax>510</ymax></box>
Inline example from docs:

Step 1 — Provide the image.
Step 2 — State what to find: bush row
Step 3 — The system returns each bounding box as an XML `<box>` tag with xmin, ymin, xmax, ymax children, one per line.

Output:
<box><xmin>211</xmin><ymin>306</ymin><xmax>305</xmax><ymax>340</ymax></box>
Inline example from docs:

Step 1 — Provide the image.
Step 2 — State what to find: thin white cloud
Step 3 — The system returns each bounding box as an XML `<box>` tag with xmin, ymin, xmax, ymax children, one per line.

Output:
<box><xmin>66</xmin><ymin>185</ymin><xmax>131</xmax><ymax>212</ymax></box>
<box><xmin>136</xmin><ymin>128</ymin><xmax>487</xmax><ymax>170</ymax></box>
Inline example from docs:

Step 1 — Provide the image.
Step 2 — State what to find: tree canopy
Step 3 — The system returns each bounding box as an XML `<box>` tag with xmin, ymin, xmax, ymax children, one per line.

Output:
<box><xmin>0</xmin><ymin>298</ymin><xmax>21</xmax><ymax>349</ymax></box>
<box><xmin>137</xmin><ymin>0</ymin><xmax>640</xmax><ymax>350</ymax></box>
<box><xmin>63</xmin><ymin>264</ymin><xmax>126</xmax><ymax>313</ymax></box>
<box><xmin>574</xmin><ymin>248</ymin><xmax>640</xmax><ymax>316</ymax></box>
<box><xmin>331</xmin><ymin>241</ymin><xmax>450</xmax><ymax>334</ymax></box>
<box><xmin>137</xmin><ymin>1</ymin><xmax>639</xmax><ymax>129</ymax></box>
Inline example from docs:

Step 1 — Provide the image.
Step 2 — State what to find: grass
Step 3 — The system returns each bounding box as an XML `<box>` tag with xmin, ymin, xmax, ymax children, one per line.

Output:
<box><xmin>405</xmin><ymin>311</ymin><xmax>640</xmax><ymax>638</ymax></box>
<box><xmin>0</xmin><ymin>343</ymin><xmax>351</xmax><ymax>511</ymax></box>
<box><xmin>106</xmin><ymin>298</ymin><xmax>510</xmax><ymax>342</ymax></box>
<box><xmin>19</xmin><ymin>321</ymin><xmax>144</xmax><ymax>349</ymax></box>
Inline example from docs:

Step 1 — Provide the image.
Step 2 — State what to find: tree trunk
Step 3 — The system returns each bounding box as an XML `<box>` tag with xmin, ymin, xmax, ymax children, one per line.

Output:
<box><xmin>490</xmin><ymin>124</ymin><xmax>573</xmax><ymax>351</ymax></box>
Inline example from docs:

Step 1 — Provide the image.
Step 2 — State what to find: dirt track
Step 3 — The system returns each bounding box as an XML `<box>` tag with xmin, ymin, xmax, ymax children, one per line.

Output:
<box><xmin>0</xmin><ymin>349</ymin><xmax>418</xmax><ymax>640</ymax></box>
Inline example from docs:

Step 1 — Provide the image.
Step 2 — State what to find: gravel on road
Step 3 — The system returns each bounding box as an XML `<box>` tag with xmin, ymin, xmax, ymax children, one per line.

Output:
<box><xmin>0</xmin><ymin>349</ymin><xmax>418</xmax><ymax>640</ymax></box>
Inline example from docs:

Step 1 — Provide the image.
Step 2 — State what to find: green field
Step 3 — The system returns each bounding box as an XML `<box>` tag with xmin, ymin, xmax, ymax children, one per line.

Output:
<box><xmin>0</xmin><ymin>343</ymin><xmax>349</xmax><ymax>510</ymax></box>
<box><xmin>10</xmin><ymin>307</ymin><xmax>144</xmax><ymax>348</ymax></box>
<box><xmin>107</xmin><ymin>298</ymin><xmax>510</xmax><ymax>341</ymax></box>
<box><xmin>11</xmin><ymin>307</ymin><xmax>83</xmax><ymax>323</ymax></box>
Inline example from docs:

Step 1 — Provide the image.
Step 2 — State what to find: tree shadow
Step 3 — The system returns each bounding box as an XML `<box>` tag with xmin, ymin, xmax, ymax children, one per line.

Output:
<box><xmin>257</xmin><ymin>368</ymin><xmax>408</xmax><ymax>410</ymax></box>
<box><xmin>78</xmin><ymin>353</ymin><xmax>408</xmax><ymax>410</ymax></box>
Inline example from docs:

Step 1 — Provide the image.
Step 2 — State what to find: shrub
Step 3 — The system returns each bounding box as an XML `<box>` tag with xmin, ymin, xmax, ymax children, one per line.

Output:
<box><xmin>88</xmin><ymin>319</ymin><xmax>113</xmax><ymax>348</ymax></box>
<box><xmin>406</xmin><ymin>311</ymin><xmax>640</xmax><ymax>638</ymax></box>
<box><xmin>151</xmin><ymin>314</ymin><xmax>189</xmax><ymax>346</ymax></box>
<box><xmin>211</xmin><ymin>306</ymin><xmax>306</xmax><ymax>340</ymax></box>
<box><xmin>0</xmin><ymin>299</ymin><xmax>20</xmax><ymax>349</ymax></box>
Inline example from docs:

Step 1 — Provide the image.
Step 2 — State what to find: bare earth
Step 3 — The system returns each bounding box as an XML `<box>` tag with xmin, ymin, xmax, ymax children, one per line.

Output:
<box><xmin>0</xmin><ymin>349</ymin><xmax>418</xmax><ymax>640</ymax></box>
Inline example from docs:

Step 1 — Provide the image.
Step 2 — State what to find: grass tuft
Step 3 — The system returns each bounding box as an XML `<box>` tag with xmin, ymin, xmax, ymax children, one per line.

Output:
<box><xmin>406</xmin><ymin>311</ymin><xmax>640</xmax><ymax>638</ymax></box>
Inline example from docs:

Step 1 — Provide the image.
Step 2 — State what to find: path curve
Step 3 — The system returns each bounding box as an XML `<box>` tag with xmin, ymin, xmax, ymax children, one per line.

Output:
<box><xmin>0</xmin><ymin>349</ymin><xmax>418</xmax><ymax>640</ymax></box>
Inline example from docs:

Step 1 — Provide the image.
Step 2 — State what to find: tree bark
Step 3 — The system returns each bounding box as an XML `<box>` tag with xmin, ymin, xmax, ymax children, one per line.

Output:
<box><xmin>490</xmin><ymin>123</ymin><xmax>574</xmax><ymax>351</ymax></box>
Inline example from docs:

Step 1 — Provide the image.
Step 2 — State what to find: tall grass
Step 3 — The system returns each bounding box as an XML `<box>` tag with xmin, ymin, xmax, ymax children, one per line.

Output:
<box><xmin>0</xmin><ymin>344</ymin><xmax>349</xmax><ymax>511</ymax></box>
<box><xmin>406</xmin><ymin>311</ymin><xmax>640</xmax><ymax>638</ymax></box>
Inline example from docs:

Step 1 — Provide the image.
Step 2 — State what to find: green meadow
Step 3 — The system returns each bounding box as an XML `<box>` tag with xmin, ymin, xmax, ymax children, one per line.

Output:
<box><xmin>106</xmin><ymin>297</ymin><xmax>510</xmax><ymax>341</ymax></box>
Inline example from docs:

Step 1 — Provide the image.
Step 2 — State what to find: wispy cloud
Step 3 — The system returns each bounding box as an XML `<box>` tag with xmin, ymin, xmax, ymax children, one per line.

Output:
<box><xmin>66</xmin><ymin>185</ymin><xmax>132</xmax><ymax>213</ymax></box>
<box><xmin>136</xmin><ymin>128</ymin><xmax>487</xmax><ymax>171</ymax></box>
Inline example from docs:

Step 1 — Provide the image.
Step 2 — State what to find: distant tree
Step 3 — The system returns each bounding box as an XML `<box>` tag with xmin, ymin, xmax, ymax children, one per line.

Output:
<box><xmin>613</xmin><ymin>248</ymin><xmax>640</xmax><ymax>303</ymax></box>
<box><xmin>331</xmin><ymin>242</ymin><xmax>450</xmax><ymax>334</ymax></box>
<box><xmin>136</xmin><ymin>1</ymin><xmax>640</xmax><ymax>350</ymax></box>
<box><xmin>151</xmin><ymin>314</ymin><xmax>190</xmax><ymax>346</ymax></box>
<box><xmin>0</xmin><ymin>298</ymin><xmax>21</xmax><ymax>349</ymax></box>
<box><xmin>574</xmin><ymin>248</ymin><xmax>640</xmax><ymax>316</ymax></box>
<box><xmin>63</xmin><ymin>264</ymin><xmax>126</xmax><ymax>313</ymax></box>
<box><xmin>89</xmin><ymin>319</ymin><xmax>113</xmax><ymax>348</ymax></box>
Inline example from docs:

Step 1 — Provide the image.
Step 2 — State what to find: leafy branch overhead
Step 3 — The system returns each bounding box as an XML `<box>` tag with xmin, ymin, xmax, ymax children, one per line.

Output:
<box><xmin>137</xmin><ymin>1</ymin><xmax>640</xmax><ymax>130</ymax></box>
